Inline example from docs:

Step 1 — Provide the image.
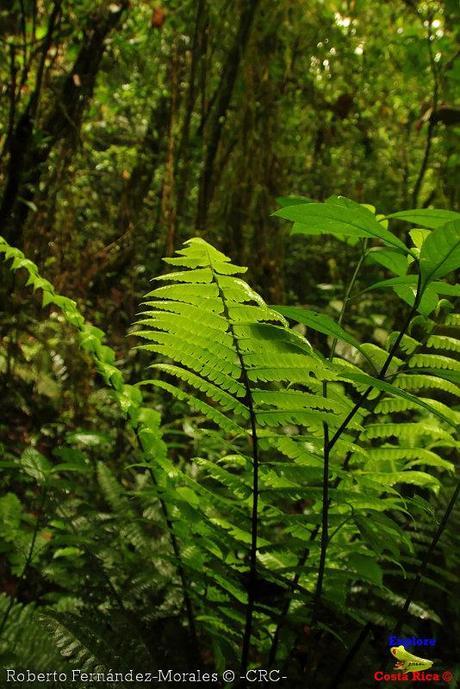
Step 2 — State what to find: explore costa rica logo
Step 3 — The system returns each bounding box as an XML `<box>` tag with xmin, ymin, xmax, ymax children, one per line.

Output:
<box><xmin>390</xmin><ymin>645</ymin><xmax>433</xmax><ymax>672</ymax></box>
<box><xmin>373</xmin><ymin>645</ymin><xmax>454</xmax><ymax>683</ymax></box>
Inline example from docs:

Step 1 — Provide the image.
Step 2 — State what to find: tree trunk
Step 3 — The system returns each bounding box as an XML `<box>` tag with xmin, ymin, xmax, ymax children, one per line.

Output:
<box><xmin>0</xmin><ymin>1</ymin><xmax>129</xmax><ymax>247</ymax></box>
<box><xmin>195</xmin><ymin>0</ymin><xmax>260</xmax><ymax>230</ymax></box>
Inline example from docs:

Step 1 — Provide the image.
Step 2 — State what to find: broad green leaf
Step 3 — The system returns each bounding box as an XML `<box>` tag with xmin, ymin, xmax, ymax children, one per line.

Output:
<box><xmin>53</xmin><ymin>547</ymin><xmax>83</xmax><ymax>559</ymax></box>
<box><xmin>274</xmin><ymin>200</ymin><xmax>409</xmax><ymax>253</ymax></box>
<box><xmin>347</xmin><ymin>553</ymin><xmax>383</xmax><ymax>586</ymax></box>
<box><xmin>433</xmin><ymin>282</ymin><xmax>460</xmax><ymax>296</ymax></box>
<box><xmin>387</xmin><ymin>209</ymin><xmax>460</xmax><ymax>229</ymax></box>
<box><xmin>65</xmin><ymin>431</ymin><xmax>111</xmax><ymax>447</ymax></box>
<box><xmin>409</xmin><ymin>229</ymin><xmax>430</xmax><ymax>249</ymax></box>
<box><xmin>367</xmin><ymin>248</ymin><xmax>408</xmax><ymax>275</ymax></box>
<box><xmin>393</xmin><ymin>284</ymin><xmax>439</xmax><ymax>316</ymax></box>
<box><xmin>419</xmin><ymin>220</ymin><xmax>460</xmax><ymax>286</ymax></box>
<box><xmin>369</xmin><ymin>471</ymin><xmax>440</xmax><ymax>491</ymax></box>
<box><xmin>176</xmin><ymin>486</ymin><xmax>201</xmax><ymax>507</ymax></box>
<box><xmin>363</xmin><ymin>275</ymin><xmax>440</xmax><ymax>315</ymax></box>
<box><xmin>21</xmin><ymin>448</ymin><xmax>51</xmax><ymax>483</ymax></box>
<box><xmin>276</xmin><ymin>305</ymin><xmax>380</xmax><ymax>373</ymax></box>
<box><xmin>365</xmin><ymin>275</ymin><xmax>416</xmax><ymax>291</ymax></box>
<box><xmin>337</xmin><ymin>369</ymin><xmax>456</xmax><ymax>428</ymax></box>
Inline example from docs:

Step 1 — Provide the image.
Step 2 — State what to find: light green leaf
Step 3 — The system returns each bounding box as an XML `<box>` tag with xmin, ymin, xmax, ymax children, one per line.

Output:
<box><xmin>21</xmin><ymin>448</ymin><xmax>51</xmax><ymax>483</ymax></box>
<box><xmin>337</xmin><ymin>369</ymin><xmax>456</xmax><ymax>428</ymax></box>
<box><xmin>387</xmin><ymin>209</ymin><xmax>460</xmax><ymax>229</ymax></box>
<box><xmin>419</xmin><ymin>220</ymin><xmax>460</xmax><ymax>286</ymax></box>
<box><xmin>276</xmin><ymin>305</ymin><xmax>380</xmax><ymax>374</ymax></box>
<box><xmin>274</xmin><ymin>199</ymin><xmax>409</xmax><ymax>253</ymax></box>
<box><xmin>53</xmin><ymin>547</ymin><xmax>83</xmax><ymax>559</ymax></box>
<box><xmin>367</xmin><ymin>248</ymin><xmax>408</xmax><ymax>275</ymax></box>
<box><xmin>347</xmin><ymin>553</ymin><xmax>383</xmax><ymax>586</ymax></box>
<box><xmin>365</xmin><ymin>275</ymin><xmax>417</xmax><ymax>291</ymax></box>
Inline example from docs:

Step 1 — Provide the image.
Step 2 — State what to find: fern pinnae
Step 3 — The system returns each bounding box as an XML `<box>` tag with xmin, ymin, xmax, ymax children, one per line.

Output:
<box><xmin>327</xmin><ymin>279</ymin><xmax>422</xmax><ymax>453</ymax></box>
<box><xmin>208</xmin><ymin>257</ymin><xmax>260</xmax><ymax>677</ymax></box>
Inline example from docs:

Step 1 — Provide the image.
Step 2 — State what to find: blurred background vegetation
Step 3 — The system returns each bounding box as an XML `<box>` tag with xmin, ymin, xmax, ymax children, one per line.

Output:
<box><xmin>0</xmin><ymin>0</ymin><xmax>459</xmax><ymax>686</ymax></box>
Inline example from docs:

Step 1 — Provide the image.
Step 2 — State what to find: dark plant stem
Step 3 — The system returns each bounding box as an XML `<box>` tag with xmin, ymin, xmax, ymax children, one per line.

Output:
<box><xmin>311</xmin><ymin>239</ymin><xmax>369</xmax><ymax>622</ymax></box>
<box><xmin>146</xmin><ymin>464</ymin><xmax>199</xmax><ymax>657</ymax></box>
<box><xmin>268</xmin><ymin>532</ymin><xmax>314</xmax><ymax>666</ymax></box>
<box><xmin>326</xmin><ymin>623</ymin><xmax>372</xmax><ymax>689</ymax></box>
<box><xmin>0</xmin><ymin>486</ymin><xmax>48</xmax><ymax>641</ymax></box>
<box><xmin>332</xmin><ymin>480</ymin><xmax>460</xmax><ymax>688</ymax></box>
<box><xmin>212</xmin><ymin>268</ymin><xmax>259</xmax><ymax>678</ymax></box>
<box><xmin>306</xmin><ymin>291</ymin><xmax>419</xmax><ymax>624</ymax></box>
<box><xmin>303</xmin><ymin>283</ymin><xmax>443</xmax><ymax>689</ymax></box>
<box><xmin>393</xmin><ymin>479</ymin><xmax>460</xmax><ymax>631</ymax></box>
<box><xmin>270</xmin><ymin>272</ymin><xmax>421</xmax><ymax>666</ymax></box>
<box><xmin>269</xmin><ymin>240</ymin><xmax>368</xmax><ymax>663</ymax></box>
<box><xmin>239</xmin><ymin>376</ymin><xmax>260</xmax><ymax>677</ymax></box>
<box><xmin>382</xmin><ymin>479</ymin><xmax>460</xmax><ymax>672</ymax></box>
<box><xmin>311</xmin><ymin>422</ymin><xmax>329</xmax><ymax>625</ymax></box>
<box><xmin>327</xmin><ymin>283</ymin><xmax>421</xmax><ymax>454</ymax></box>
<box><xmin>412</xmin><ymin>17</ymin><xmax>439</xmax><ymax>207</ymax></box>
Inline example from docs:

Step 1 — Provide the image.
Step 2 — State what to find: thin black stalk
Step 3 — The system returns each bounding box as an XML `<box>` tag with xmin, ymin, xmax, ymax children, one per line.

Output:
<box><xmin>331</xmin><ymin>480</ymin><xmax>460</xmax><ymax>688</ymax></box>
<box><xmin>314</xmin><ymin>288</ymin><xmax>440</xmax><ymax>689</ymax></box>
<box><xmin>311</xmin><ymin>421</ymin><xmax>329</xmax><ymax>625</ymax></box>
<box><xmin>327</xmin><ymin>281</ymin><xmax>421</xmax><ymax>454</ymax></box>
<box><xmin>267</xmin><ymin>530</ymin><xmax>315</xmax><ymax>666</ymax></box>
<box><xmin>270</xmin><ymin>272</ymin><xmax>421</xmax><ymax>665</ymax></box>
<box><xmin>0</xmin><ymin>486</ymin><xmax>48</xmax><ymax>640</ymax></box>
<box><xmin>268</xmin><ymin>240</ymin><xmax>368</xmax><ymax>664</ymax></box>
<box><xmin>311</xmin><ymin>239</ymin><xmax>369</xmax><ymax>622</ymax></box>
<box><xmin>146</xmin><ymin>463</ymin><xmax>199</xmax><ymax>657</ymax></box>
<box><xmin>382</xmin><ymin>478</ymin><xmax>460</xmax><ymax>672</ymax></box>
<box><xmin>326</xmin><ymin>623</ymin><xmax>372</xmax><ymax>689</ymax></box>
<box><xmin>239</xmin><ymin>375</ymin><xmax>260</xmax><ymax>677</ymax></box>
<box><xmin>212</xmin><ymin>268</ymin><xmax>259</xmax><ymax>677</ymax></box>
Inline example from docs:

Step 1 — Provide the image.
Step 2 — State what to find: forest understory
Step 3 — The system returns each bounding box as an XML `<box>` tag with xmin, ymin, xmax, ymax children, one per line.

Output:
<box><xmin>0</xmin><ymin>1</ymin><xmax>459</xmax><ymax>688</ymax></box>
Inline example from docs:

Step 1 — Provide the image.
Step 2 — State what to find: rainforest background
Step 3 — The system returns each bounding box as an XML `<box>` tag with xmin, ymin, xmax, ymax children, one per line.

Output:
<box><xmin>0</xmin><ymin>1</ymin><xmax>460</xmax><ymax>688</ymax></box>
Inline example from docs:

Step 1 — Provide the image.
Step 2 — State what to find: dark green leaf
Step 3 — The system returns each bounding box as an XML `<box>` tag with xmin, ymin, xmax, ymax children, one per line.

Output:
<box><xmin>420</xmin><ymin>220</ymin><xmax>460</xmax><ymax>286</ymax></box>
<box><xmin>387</xmin><ymin>209</ymin><xmax>460</xmax><ymax>229</ymax></box>
<box><xmin>337</xmin><ymin>369</ymin><xmax>456</xmax><ymax>428</ymax></box>
<box><xmin>274</xmin><ymin>200</ymin><xmax>409</xmax><ymax>252</ymax></box>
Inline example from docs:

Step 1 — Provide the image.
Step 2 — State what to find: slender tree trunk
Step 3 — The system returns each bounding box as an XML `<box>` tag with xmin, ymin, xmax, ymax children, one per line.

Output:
<box><xmin>195</xmin><ymin>0</ymin><xmax>260</xmax><ymax>230</ymax></box>
<box><xmin>85</xmin><ymin>95</ymin><xmax>170</xmax><ymax>294</ymax></box>
<box><xmin>0</xmin><ymin>1</ymin><xmax>129</xmax><ymax>247</ymax></box>
<box><xmin>175</xmin><ymin>0</ymin><xmax>208</xmax><ymax>236</ymax></box>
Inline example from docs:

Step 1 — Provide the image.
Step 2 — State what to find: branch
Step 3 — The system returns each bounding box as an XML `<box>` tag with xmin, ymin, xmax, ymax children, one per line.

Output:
<box><xmin>412</xmin><ymin>17</ymin><xmax>439</xmax><ymax>207</ymax></box>
<box><xmin>195</xmin><ymin>0</ymin><xmax>260</xmax><ymax>229</ymax></box>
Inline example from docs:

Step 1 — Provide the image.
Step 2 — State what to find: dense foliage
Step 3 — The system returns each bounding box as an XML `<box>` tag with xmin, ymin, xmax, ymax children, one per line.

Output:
<box><xmin>0</xmin><ymin>1</ymin><xmax>459</xmax><ymax>688</ymax></box>
<box><xmin>1</xmin><ymin>197</ymin><xmax>460</xmax><ymax>687</ymax></box>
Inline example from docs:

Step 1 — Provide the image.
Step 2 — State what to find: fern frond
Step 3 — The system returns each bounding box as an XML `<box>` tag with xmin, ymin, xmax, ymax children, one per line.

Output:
<box><xmin>408</xmin><ymin>353</ymin><xmax>460</xmax><ymax>371</ymax></box>
<box><xmin>396</xmin><ymin>373</ymin><xmax>460</xmax><ymax>397</ymax></box>
<box><xmin>426</xmin><ymin>334</ymin><xmax>460</xmax><ymax>352</ymax></box>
